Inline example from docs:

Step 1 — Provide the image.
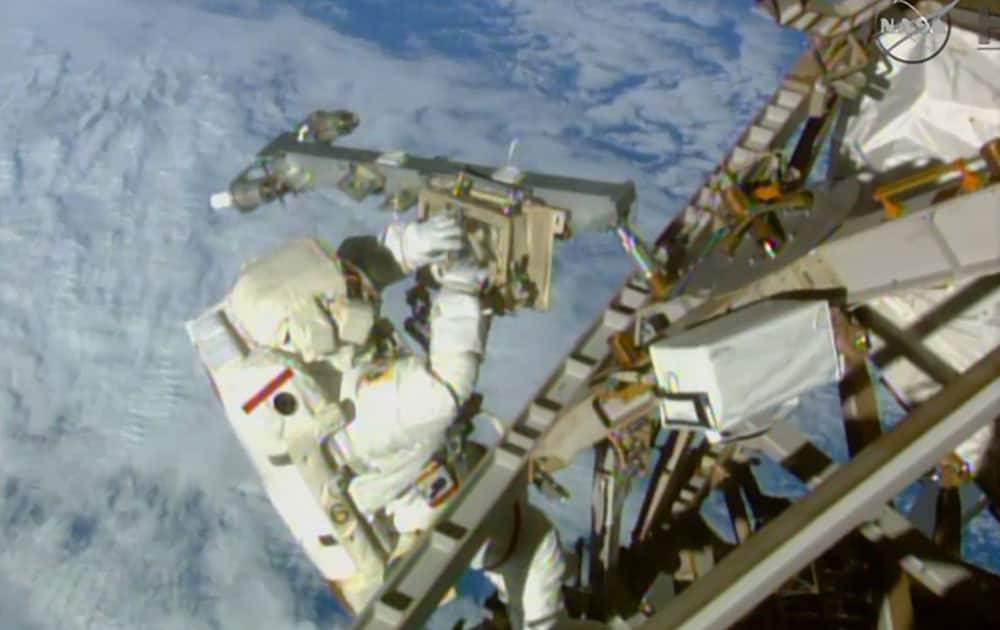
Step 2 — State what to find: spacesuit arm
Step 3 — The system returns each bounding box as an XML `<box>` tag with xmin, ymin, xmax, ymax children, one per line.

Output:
<box><xmin>428</xmin><ymin>280</ymin><xmax>489</xmax><ymax>405</ymax></box>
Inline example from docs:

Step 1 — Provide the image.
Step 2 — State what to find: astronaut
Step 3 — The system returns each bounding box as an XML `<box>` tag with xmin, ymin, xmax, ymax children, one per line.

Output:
<box><xmin>222</xmin><ymin>215</ymin><xmax>576</xmax><ymax>629</ymax></box>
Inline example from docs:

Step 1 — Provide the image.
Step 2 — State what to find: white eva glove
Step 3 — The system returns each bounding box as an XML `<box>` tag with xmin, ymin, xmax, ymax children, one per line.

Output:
<box><xmin>381</xmin><ymin>214</ymin><xmax>465</xmax><ymax>273</ymax></box>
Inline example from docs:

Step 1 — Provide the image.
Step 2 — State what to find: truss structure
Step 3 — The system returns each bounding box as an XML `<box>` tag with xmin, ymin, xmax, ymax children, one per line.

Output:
<box><xmin>344</xmin><ymin>2</ymin><xmax>1000</xmax><ymax>628</ymax></box>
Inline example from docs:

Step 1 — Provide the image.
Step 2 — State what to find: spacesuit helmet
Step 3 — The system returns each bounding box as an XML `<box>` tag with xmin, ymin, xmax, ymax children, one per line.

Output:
<box><xmin>225</xmin><ymin>236</ymin><xmax>377</xmax><ymax>364</ymax></box>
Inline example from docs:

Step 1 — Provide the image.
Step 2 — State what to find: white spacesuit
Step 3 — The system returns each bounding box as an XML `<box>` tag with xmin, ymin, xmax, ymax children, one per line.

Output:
<box><xmin>223</xmin><ymin>215</ymin><xmax>575</xmax><ymax>629</ymax></box>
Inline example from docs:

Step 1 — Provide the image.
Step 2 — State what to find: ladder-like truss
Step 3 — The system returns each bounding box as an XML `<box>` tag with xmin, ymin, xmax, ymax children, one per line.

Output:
<box><xmin>351</xmin><ymin>2</ymin><xmax>1000</xmax><ymax>628</ymax></box>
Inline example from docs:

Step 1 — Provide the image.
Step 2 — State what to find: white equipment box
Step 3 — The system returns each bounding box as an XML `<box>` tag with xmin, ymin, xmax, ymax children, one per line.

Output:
<box><xmin>649</xmin><ymin>299</ymin><xmax>841</xmax><ymax>435</ymax></box>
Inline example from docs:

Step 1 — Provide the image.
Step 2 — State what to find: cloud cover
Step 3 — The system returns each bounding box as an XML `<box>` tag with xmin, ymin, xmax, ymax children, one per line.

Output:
<box><xmin>0</xmin><ymin>1</ymin><xmax>804</xmax><ymax>628</ymax></box>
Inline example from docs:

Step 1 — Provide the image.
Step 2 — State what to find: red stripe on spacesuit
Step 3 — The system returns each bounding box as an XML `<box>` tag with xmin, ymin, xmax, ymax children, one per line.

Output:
<box><xmin>242</xmin><ymin>367</ymin><xmax>294</xmax><ymax>414</ymax></box>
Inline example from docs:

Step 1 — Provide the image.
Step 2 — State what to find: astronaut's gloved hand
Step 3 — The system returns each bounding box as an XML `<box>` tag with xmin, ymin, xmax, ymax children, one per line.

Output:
<box><xmin>380</xmin><ymin>214</ymin><xmax>465</xmax><ymax>273</ymax></box>
<box><xmin>431</xmin><ymin>255</ymin><xmax>491</xmax><ymax>295</ymax></box>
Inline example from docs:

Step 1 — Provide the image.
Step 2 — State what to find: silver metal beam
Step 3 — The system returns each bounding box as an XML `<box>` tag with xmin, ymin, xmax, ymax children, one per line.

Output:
<box><xmin>818</xmin><ymin>184</ymin><xmax>1000</xmax><ymax>303</ymax></box>
<box><xmin>644</xmin><ymin>346</ymin><xmax>1000</xmax><ymax>630</ymax></box>
<box><xmin>632</xmin><ymin>431</ymin><xmax>697</xmax><ymax>543</ymax></box>
<box><xmin>256</xmin><ymin>133</ymin><xmax>637</xmax><ymax>226</ymax></box>
<box><xmin>876</xmin><ymin>568</ymin><xmax>914</xmax><ymax>630</ymax></box>
<box><xmin>854</xmin><ymin>305</ymin><xmax>961</xmax><ymax>386</ymax></box>
<box><xmin>588</xmin><ymin>442</ymin><xmax>634</xmax><ymax>619</ymax></box>
<box><xmin>745</xmin><ymin>410</ymin><xmax>984</xmax><ymax>599</ymax></box>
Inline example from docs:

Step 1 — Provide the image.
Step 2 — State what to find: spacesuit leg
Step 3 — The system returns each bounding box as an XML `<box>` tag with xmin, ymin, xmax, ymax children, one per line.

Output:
<box><xmin>470</xmin><ymin>499</ymin><xmax>607</xmax><ymax>630</ymax></box>
<box><xmin>469</xmin><ymin>500</ymin><xmax>565</xmax><ymax>630</ymax></box>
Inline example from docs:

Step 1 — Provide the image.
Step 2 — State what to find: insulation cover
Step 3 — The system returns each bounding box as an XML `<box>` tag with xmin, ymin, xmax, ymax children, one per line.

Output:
<box><xmin>650</xmin><ymin>299</ymin><xmax>841</xmax><ymax>431</ymax></box>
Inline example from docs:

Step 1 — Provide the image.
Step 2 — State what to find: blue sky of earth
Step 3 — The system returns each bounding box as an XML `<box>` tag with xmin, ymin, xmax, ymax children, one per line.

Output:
<box><xmin>1</xmin><ymin>1</ymin><xmax>994</xmax><ymax>629</ymax></box>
